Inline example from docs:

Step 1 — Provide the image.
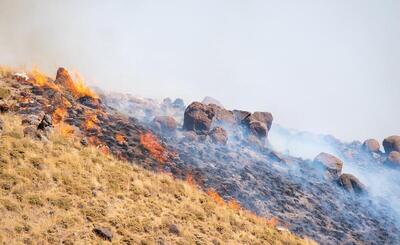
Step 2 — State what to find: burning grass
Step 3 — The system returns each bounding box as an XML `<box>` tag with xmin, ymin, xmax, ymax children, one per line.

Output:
<box><xmin>140</xmin><ymin>132</ymin><xmax>169</xmax><ymax>163</ymax></box>
<box><xmin>0</xmin><ymin>114</ymin><xmax>315</xmax><ymax>244</ymax></box>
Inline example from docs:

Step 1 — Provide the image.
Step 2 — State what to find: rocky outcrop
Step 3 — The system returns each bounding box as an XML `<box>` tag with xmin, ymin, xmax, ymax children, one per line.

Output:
<box><xmin>183</xmin><ymin>102</ymin><xmax>215</xmax><ymax>133</ymax></box>
<box><xmin>152</xmin><ymin>116</ymin><xmax>177</xmax><ymax>134</ymax></box>
<box><xmin>362</xmin><ymin>139</ymin><xmax>380</xmax><ymax>153</ymax></box>
<box><xmin>54</xmin><ymin>67</ymin><xmax>74</xmax><ymax>87</ymax></box>
<box><xmin>37</xmin><ymin>114</ymin><xmax>53</xmax><ymax>131</ymax></box>
<box><xmin>383</xmin><ymin>136</ymin><xmax>400</xmax><ymax>154</ymax></box>
<box><xmin>209</xmin><ymin>127</ymin><xmax>228</xmax><ymax>145</ymax></box>
<box><xmin>233</xmin><ymin>110</ymin><xmax>251</xmax><ymax>123</ymax></box>
<box><xmin>242</xmin><ymin>112</ymin><xmax>273</xmax><ymax>139</ymax></box>
<box><xmin>338</xmin><ymin>174</ymin><xmax>366</xmax><ymax>194</ymax></box>
<box><xmin>313</xmin><ymin>153</ymin><xmax>343</xmax><ymax>180</ymax></box>
<box><xmin>385</xmin><ymin>151</ymin><xmax>400</xmax><ymax>168</ymax></box>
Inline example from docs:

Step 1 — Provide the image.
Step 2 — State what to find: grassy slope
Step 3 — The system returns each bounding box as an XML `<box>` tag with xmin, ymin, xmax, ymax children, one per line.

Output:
<box><xmin>0</xmin><ymin>114</ymin><xmax>315</xmax><ymax>245</ymax></box>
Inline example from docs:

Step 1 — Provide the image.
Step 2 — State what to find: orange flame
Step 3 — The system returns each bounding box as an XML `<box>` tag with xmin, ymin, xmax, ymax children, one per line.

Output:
<box><xmin>52</xmin><ymin>107</ymin><xmax>67</xmax><ymax>124</ymax></box>
<box><xmin>115</xmin><ymin>133</ymin><xmax>126</xmax><ymax>144</ymax></box>
<box><xmin>186</xmin><ymin>173</ymin><xmax>196</xmax><ymax>187</ymax></box>
<box><xmin>84</xmin><ymin>113</ymin><xmax>100</xmax><ymax>131</ymax></box>
<box><xmin>227</xmin><ymin>199</ymin><xmax>241</xmax><ymax>211</ymax></box>
<box><xmin>57</xmin><ymin>122</ymin><xmax>75</xmax><ymax>137</ymax></box>
<box><xmin>29</xmin><ymin>68</ymin><xmax>60</xmax><ymax>91</ymax></box>
<box><xmin>207</xmin><ymin>189</ymin><xmax>225</xmax><ymax>206</ymax></box>
<box><xmin>266</xmin><ymin>217</ymin><xmax>279</xmax><ymax>227</ymax></box>
<box><xmin>140</xmin><ymin>132</ymin><xmax>168</xmax><ymax>163</ymax></box>
<box><xmin>69</xmin><ymin>71</ymin><xmax>98</xmax><ymax>99</ymax></box>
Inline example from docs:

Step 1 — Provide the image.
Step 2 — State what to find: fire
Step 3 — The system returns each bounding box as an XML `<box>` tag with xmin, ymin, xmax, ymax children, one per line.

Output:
<box><xmin>207</xmin><ymin>189</ymin><xmax>225</xmax><ymax>206</ymax></box>
<box><xmin>227</xmin><ymin>199</ymin><xmax>241</xmax><ymax>211</ymax></box>
<box><xmin>186</xmin><ymin>173</ymin><xmax>196</xmax><ymax>187</ymax></box>
<box><xmin>57</xmin><ymin>122</ymin><xmax>75</xmax><ymax>137</ymax></box>
<box><xmin>69</xmin><ymin>71</ymin><xmax>98</xmax><ymax>99</ymax></box>
<box><xmin>140</xmin><ymin>132</ymin><xmax>168</xmax><ymax>163</ymax></box>
<box><xmin>115</xmin><ymin>133</ymin><xmax>126</xmax><ymax>144</ymax></box>
<box><xmin>52</xmin><ymin>107</ymin><xmax>67</xmax><ymax>124</ymax></box>
<box><xmin>84</xmin><ymin>113</ymin><xmax>100</xmax><ymax>131</ymax></box>
<box><xmin>29</xmin><ymin>68</ymin><xmax>60</xmax><ymax>91</ymax></box>
<box><xmin>266</xmin><ymin>217</ymin><xmax>279</xmax><ymax>227</ymax></box>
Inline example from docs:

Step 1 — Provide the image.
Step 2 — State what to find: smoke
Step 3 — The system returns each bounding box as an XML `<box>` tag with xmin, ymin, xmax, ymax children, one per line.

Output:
<box><xmin>1</xmin><ymin>0</ymin><xmax>399</xmax><ymax>142</ymax></box>
<box><xmin>269</xmin><ymin>124</ymin><xmax>400</xmax><ymax>222</ymax></box>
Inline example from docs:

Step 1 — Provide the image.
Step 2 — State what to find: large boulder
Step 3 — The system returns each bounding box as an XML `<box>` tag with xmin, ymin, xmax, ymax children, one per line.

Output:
<box><xmin>183</xmin><ymin>102</ymin><xmax>215</xmax><ymax>133</ymax></box>
<box><xmin>209</xmin><ymin>127</ymin><xmax>228</xmax><ymax>145</ymax></box>
<box><xmin>385</xmin><ymin>151</ymin><xmax>400</xmax><ymax>168</ymax></box>
<box><xmin>152</xmin><ymin>116</ymin><xmax>177</xmax><ymax>134</ymax></box>
<box><xmin>338</xmin><ymin>174</ymin><xmax>366</xmax><ymax>194</ymax></box>
<box><xmin>242</xmin><ymin>112</ymin><xmax>273</xmax><ymax>139</ymax></box>
<box><xmin>362</xmin><ymin>139</ymin><xmax>381</xmax><ymax>153</ymax></box>
<box><xmin>183</xmin><ymin>102</ymin><xmax>235</xmax><ymax>133</ymax></box>
<box><xmin>313</xmin><ymin>153</ymin><xmax>343</xmax><ymax>180</ymax></box>
<box><xmin>383</xmin><ymin>136</ymin><xmax>400</xmax><ymax>153</ymax></box>
<box><xmin>54</xmin><ymin>67</ymin><xmax>74</xmax><ymax>87</ymax></box>
<box><xmin>232</xmin><ymin>110</ymin><xmax>251</xmax><ymax>123</ymax></box>
<box><xmin>208</xmin><ymin>104</ymin><xmax>235</xmax><ymax>125</ymax></box>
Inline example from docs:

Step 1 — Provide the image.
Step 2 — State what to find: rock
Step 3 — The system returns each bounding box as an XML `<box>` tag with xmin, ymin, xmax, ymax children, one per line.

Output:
<box><xmin>183</xmin><ymin>102</ymin><xmax>215</xmax><ymax>133</ymax></box>
<box><xmin>208</xmin><ymin>104</ymin><xmax>235</xmax><ymax>125</ymax></box>
<box><xmin>37</xmin><ymin>114</ymin><xmax>53</xmax><ymax>131</ymax></box>
<box><xmin>152</xmin><ymin>116</ymin><xmax>177</xmax><ymax>134</ymax></box>
<box><xmin>182</xmin><ymin>131</ymin><xmax>198</xmax><ymax>142</ymax></box>
<box><xmin>21</xmin><ymin>115</ymin><xmax>41</xmax><ymax>126</ymax></box>
<box><xmin>385</xmin><ymin>151</ymin><xmax>400</xmax><ymax>168</ymax></box>
<box><xmin>168</xmin><ymin>224</ymin><xmax>180</xmax><ymax>235</ymax></box>
<box><xmin>0</xmin><ymin>117</ymin><xmax>3</xmax><ymax>133</ymax></box>
<box><xmin>313</xmin><ymin>153</ymin><xmax>343</xmax><ymax>180</ymax></box>
<box><xmin>93</xmin><ymin>227</ymin><xmax>113</xmax><ymax>241</ymax></box>
<box><xmin>202</xmin><ymin>96</ymin><xmax>223</xmax><ymax>107</ymax></box>
<box><xmin>244</xmin><ymin>112</ymin><xmax>273</xmax><ymax>130</ymax></box>
<box><xmin>338</xmin><ymin>174</ymin><xmax>366</xmax><ymax>194</ymax></box>
<box><xmin>232</xmin><ymin>110</ymin><xmax>251</xmax><ymax>123</ymax></box>
<box><xmin>172</xmin><ymin>98</ymin><xmax>185</xmax><ymax>108</ymax></box>
<box><xmin>383</xmin><ymin>136</ymin><xmax>400</xmax><ymax>154</ymax></box>
<box><xmin>362</xmin><ymin>139</ymin><xmax>380</xmax><ymax>153</ymax></box>
<box><xmin>77</xmin><ymin>96</ymin><xmax>100</xmax><ymax>109</ymax></box>
<box><xmin>209</xmin><ymin>127</ymin><xmax>228</xmax><ymax>145</ymax></box>
<box><xmin>242</xmin><ymin>112</ymin><xmax>273</xmax><ymax>139</ymax></box>
<box><xmin>55</xmin><ymin>67</ymin><xmax>74</xmax><ymax>87</ymax></box>
<box><xmin>0</xmin><ymin>102</ymin><xmax>10</xmax><ymax>113</ymax></box>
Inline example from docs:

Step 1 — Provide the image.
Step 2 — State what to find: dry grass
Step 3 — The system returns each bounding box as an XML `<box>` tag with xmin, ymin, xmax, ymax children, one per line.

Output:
<box><xmin>0</xmin><ymin>113</ymin><xmax>316</xmax><ymax>245</ymax></box>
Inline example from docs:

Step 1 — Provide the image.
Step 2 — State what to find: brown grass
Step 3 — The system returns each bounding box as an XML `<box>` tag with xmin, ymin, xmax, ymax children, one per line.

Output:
<box><xmin>0</xmin><ymin>113</ymin><xmax>316</xmax><ymax>245</ymax></box>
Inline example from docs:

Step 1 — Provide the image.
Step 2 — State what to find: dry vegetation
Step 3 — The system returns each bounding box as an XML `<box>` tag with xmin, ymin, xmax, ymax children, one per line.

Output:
<box><xmin>0</xmin><ymin>113</ymin><xmax>315</xmax><ymax>244</ymax></box>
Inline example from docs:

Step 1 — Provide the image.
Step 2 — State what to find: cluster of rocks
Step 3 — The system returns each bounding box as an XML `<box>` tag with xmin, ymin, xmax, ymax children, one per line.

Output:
<box><xmin>361</xmin><ymin>136</ymin><xmax>400</xmax><ymax>168</ymax></box>
<box><xmin>313</xmin><ymin>152</ymin><xmax>366</xmax><ymax>194</ymax></box>
<box><xmin>182</xmin><ymin>101</ymin><xmax>273</xmax><ymax>145</ymax></box>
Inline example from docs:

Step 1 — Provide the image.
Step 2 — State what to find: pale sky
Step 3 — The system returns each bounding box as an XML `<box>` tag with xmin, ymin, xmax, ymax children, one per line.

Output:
<box><xmin>0</xmin><ymin>0</ymin><xmax>399</xmax><ymax>141</ymax></box>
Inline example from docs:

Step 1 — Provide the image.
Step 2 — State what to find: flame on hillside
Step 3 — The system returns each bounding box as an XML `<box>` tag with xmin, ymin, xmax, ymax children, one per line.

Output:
<box><xmin>70</xmin><ymin>71</ymin><xmax>98</xmax><ymax>99</ymax></box>
<box><xmin>29</xmin><ymin>68</ymin><xmax>60</xmax><ymax>91</ymax></box>
<box><xmin>84</xmin><ymin>112</ymin><xmax>100</xmax><ymax>131</ymax></box>
<box><xmin>115</xmin><ymin>133</ymin><xmax>126</xmax><ymax>144</ymax></box>
<box><xmin>140</xmin><ymin>132</ymin><xmax>168</xmax><ymax>163</ymax></box>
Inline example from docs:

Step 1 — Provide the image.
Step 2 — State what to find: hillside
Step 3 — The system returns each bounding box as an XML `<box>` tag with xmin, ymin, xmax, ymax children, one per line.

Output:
<box><xmin>0</xmin><ymin>114</ymin><xmax>314</xmax><ymax>244</ymax></box>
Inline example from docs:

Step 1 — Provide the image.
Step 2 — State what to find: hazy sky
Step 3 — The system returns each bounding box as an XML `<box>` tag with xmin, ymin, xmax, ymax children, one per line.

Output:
<box><xmin>0</xmin><ymin>0</ymin><xmax>399</xmax><ymax>141</ymax></box>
